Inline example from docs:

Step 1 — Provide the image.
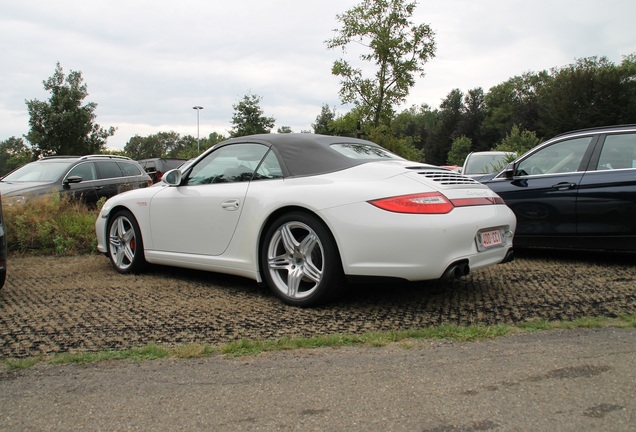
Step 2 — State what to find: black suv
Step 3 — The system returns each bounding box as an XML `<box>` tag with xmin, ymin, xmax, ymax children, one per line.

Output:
<box><xmin>0</xmin><ymin>155</ymin><xmax>151</xmax><ymax>205</ymax></box>
<box><xmin>0</xmin><ymin>192</ymin><xmax>6</xmax><ymax>289</ymax></box>
<box><xmin>138</xmin><ymin>158</ymin><xmax>187</xmax><ymax>183</ymax></box>
<box><xmin>481</xmin><ymin>124</ymin><xmax>636</xmax><ymax>252</ymax></box>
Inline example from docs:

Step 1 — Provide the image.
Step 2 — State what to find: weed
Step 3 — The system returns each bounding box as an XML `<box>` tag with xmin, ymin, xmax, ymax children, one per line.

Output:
<box><xmin>3</xmin><ymin>192</ymin><xmax>99</xmax><ymax>255</ymax></box>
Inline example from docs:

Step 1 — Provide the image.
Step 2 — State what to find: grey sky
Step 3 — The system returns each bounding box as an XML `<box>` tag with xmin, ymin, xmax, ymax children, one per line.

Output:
<box><xmin>1</xmin><ymin>0</ymin><xmax>634</xmax><ymax>150</ymax></box>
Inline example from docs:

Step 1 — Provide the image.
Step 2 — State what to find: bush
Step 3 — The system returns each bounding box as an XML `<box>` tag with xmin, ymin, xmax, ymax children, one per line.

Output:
<box><xmin>4</xmin><ymin>192</ymin><xmax>100</xmax><ymax>256</ymax></box>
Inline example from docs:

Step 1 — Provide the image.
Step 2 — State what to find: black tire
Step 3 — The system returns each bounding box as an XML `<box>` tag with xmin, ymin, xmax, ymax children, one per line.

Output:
<box><xmin>260</xmin><ymin>212</ymin><xmax>343</xmax><ymax>307</ymax></box>
<box><xmin>107</xmin><ymin>210</ymin><xmax>146</xmax><ymax>274</ymax></box>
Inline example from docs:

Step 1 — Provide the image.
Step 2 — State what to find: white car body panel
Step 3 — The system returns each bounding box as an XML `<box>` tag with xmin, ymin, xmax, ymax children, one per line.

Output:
<box><xmin>97</xmin><ymin>159</ymin><xmax>516</xmax><ymax>284</ymax></box>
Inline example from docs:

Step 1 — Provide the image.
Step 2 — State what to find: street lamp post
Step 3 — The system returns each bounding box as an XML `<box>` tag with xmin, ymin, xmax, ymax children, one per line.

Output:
<box><xmin>192</xmin><ymin>106</ymin><xmax>203</xmax><ymax>153</ymax></box>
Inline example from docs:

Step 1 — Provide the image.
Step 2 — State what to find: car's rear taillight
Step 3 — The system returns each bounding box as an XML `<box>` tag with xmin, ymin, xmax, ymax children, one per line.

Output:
<box><xmin>369</xmin><ymin>193</ymin><xmax>505</xmax><ymax>214</ymax></box>
<box><xmin>369</xmin><ymin>192</ymin><xmax>454</xmax><ymax>214</ymax></box>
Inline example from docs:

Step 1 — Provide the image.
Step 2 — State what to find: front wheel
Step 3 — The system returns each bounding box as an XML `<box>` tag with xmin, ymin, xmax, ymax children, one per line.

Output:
<box><xmin>107</xmin><ymin>210</ymin><xmax>146</xmax><ymax>274</ymax></box>
<box><xmin>261</xmin><ymin>212</ymin><xmax>343</xmax><ymax>307</ymax></box>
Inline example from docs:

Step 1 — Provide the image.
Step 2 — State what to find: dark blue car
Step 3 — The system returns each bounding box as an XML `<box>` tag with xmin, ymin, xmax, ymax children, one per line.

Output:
<box><xmin>481</xmin><ymin>125</ymin><xmax>636</xmax><ymax>252</ymax></box>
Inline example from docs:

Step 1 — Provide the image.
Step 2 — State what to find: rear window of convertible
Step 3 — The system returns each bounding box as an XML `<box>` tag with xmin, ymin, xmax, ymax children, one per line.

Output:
<box><xmin>330</xmin><ymin>143</ymin><xmax>403</xmax><ymax>160</ymax></box>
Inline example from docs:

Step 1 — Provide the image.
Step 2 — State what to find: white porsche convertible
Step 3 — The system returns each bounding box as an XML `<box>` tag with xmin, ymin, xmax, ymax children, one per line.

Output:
<box><xmin>96</xmin><ymin>134</ymin><xmax>516</xmax><ymax>306</ymax></box>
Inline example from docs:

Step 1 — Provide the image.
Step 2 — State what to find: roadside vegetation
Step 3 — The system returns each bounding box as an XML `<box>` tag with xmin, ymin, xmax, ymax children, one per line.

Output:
<box><xmin>3</xmin><ymin>193</ymin><xmax>102</xmax><ymax>256</ymax></box>
<box><xmin>3</xmin><ymin>315</ymin><xmax>635</xmax><ymax>371</ymax></box>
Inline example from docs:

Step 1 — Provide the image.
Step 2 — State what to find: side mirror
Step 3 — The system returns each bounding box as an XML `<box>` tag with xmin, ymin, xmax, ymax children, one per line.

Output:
<box><xmin>162</xmin><ymin>169</ymin><xmax>182</xmax><ymax>186</ymax></box>
<box><xmin>64</xmin><ymin>176</ymin><xmax>83</xmax><ymax>184</ymax></box>
<box><xmin>500</xmin><ymin>162</ymin><xmax>515</xmax><ymax>179</ymax></box>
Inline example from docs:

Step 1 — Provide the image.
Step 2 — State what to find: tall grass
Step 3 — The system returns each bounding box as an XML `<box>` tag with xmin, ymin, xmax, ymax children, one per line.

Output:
<box><xmin>3</xmin><ymin>193</ymin><xmax>101</xmax><ymax>256</ymax></box>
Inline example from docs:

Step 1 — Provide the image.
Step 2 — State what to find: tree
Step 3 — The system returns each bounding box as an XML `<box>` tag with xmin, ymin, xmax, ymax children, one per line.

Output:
<box><xmin>482</xmin><ymin>71</ymin><xmax>546</xmax><ymax>145</ymax></box>
<box><xmin>312</xmin><ymin>104</ymin><xmax>337</xmax><ymax>135</ymax></box>
<box><xmin>493</xmin><ymin>124</ymin><xmax>541</xmax><ymax>155</ymax></box>
<box><xmin>229</xmin><ymin>93</ymin><xmax>275</xmax><ymax>137</ymax></box>
<box><xmin>537</xmin><ymin>55</ymin><xmax>636</xmax><ymax>137</ymax></box>
<box><xmin>124</xmin><ymin>132</ymin><xmax>181</xmax><ymax>160</ymax></box>
<box><xmin>457</xmin><ymin>88</ymin><xmax>486</xmax><ymax>151</ymax></box>
<box><xmin>366</xmin><ymin>125</ymin><xmax>423</xmax><ymax>161</ymax></box>
<box><xmin>446</xmin><ymin>135</ymin><xmax>471</xmax><ymax>166</ymax></box>
<box><xmin>0</xmin><ymin>137</ymin><xmax>33</xmax><ymax>176</ymax></box>
<box><xmin>325</xmin><ymin>0</ymin><xmax>436</xmax><ymax>127</ymax></box>
<box><xmin>426</xmin><ymin>89</ymin><xmax>463</xmax><ymax>165</ymax></box>
<box><xmin>277</xmin><ymin>126</ymin><xmax>293</xmax><ymax>134</ymax></box>
<box><xmin>25</xmin><ymin>62</ymin><xmax>115</xmax><ymax>156</ymax></box>
<box><xmin>391</xmin><ymin>103</ymin><xmax>437</xmax><ymax>150</ymax></box>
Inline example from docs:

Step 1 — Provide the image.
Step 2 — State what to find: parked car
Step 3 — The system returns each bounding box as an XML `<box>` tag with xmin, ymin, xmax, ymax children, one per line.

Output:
<box><xmin>0</xmin><ymin>192</ymin><xmax>6</xmax><ymax>290</ymax></box>
<box><xmin>462</xmin><ymin>151</ymin><xmax>516</xmax><ymax>180</ymax></box>
<box><xmin>138</xmin><ymin>158</ymin><xmax>187</xmax><ymax>183</ymax></box>
<box><xmin>0</xmin><ymin>155</ymin><xmax>152</xmax><ymax>205</ymax></box>
<box><xmin>96</xmin><ymin>134</ymin><xmax>516</xmax><ymax>307</ymax></box>
<box><xmin>481</xmin><ymin>125</ymin><xmax>636</xmax><ymax>252</ymax></box>
<box><xmin>439</xmin><ymin>165</ymin><xmax>462</xmax><ymax>173</ymax></box>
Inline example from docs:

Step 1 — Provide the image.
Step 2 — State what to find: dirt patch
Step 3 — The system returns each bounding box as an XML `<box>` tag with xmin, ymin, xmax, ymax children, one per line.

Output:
<box><xmin>1</xmin><ymin>251</ymin><xmax>634</xmax><ymax>358</ymax></box>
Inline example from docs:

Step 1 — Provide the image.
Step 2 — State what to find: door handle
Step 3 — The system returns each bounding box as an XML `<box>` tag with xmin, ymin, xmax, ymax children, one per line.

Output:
<box><xmin>552</xmin><ymin>182</ymin><xmax>577</xmax><ymax>191</ymax></box>
<box><xmin>221</xmin><ymin>199</ymin><xmax>240</xmax><ymax>211</ymax></box>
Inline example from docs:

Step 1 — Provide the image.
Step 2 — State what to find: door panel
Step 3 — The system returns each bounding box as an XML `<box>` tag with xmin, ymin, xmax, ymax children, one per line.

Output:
<box><xmin>148</xmin><ymin>142</ymin><xmax>269</xmax><ymax>256</ymax></box>
<box><xmin>577</xmin><ymin>132</ymin><xmax>636</xmax><ymax>236</ymax></box>
<box><xmin>486</xmin><ymin>136</ymin><xmax>594</xmax><ymax>236</ymax></box>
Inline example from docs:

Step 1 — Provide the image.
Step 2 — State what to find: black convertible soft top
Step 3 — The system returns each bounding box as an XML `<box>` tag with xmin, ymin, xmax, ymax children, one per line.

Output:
<box><xmin>216</xmin><ymin>133</ymin><xmax>400</xmax><ymax>177</ymax></box>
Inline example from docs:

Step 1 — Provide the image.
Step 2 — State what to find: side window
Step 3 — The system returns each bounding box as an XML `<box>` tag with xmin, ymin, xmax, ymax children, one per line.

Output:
<box><xmin>143</xmin><ymin>161</ymin><xmax>156</xmax><ymax>173</ymax></box>
<box><xmin>253</xmin><ymin>150</ymin><xmax>283</xmax><ymax>180</ymax></box>
<box><xmin>118</xmin><ymin>162</ymin><xmax>143</xmax><ymax>177</ymax></box>
<box><xmin>516</xmin><ymin>137</ymin><xmax>593</xmax><ymax>176</ymax></box>
<box><xmin>95</xmin><ymin>161</ymin><xmax>124</xmax><ymax>179</ymax></box>
<box><xmin>597</xmin><ymin>133</ymin><xmax>636</xmax><ymax>170</ymax></box>
<box><xmin>186</xmin><ymin>143</ymin><xmax>269</xmax><ymax>185</ymax></box>
<box><xmin>67</xmin><ymin>162</ymin><xmax>96</xmax><ymax>181</ymax></box>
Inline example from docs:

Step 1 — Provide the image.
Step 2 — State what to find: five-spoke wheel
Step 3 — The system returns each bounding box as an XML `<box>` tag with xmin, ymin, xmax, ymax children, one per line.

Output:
<box><xmin>261</xmin><ymin>212</ymin><xmax>342</xmax><ymax>306</ymax></box>
<box><xmin>107</xmin><ymin>210</ymin><xmax>146</xmax><ymax>274</ymax></box>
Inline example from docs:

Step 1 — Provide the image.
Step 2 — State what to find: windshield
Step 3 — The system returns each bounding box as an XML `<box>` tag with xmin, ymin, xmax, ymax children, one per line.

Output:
<box><xmin>464</xmin><ymin>153</ymin><xmax>512</xmax><ymax>175</ymax></box>
<box><xmin>2</xmin><ymin>161</ymin><xmax>72</xmax><ymax>182</ymax></box>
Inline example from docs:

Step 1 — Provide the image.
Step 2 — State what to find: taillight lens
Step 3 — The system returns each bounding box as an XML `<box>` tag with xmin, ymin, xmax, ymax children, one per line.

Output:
<box><xmin>369</xmin><ymin>192</ymin><xmax>454</xmax><ymax>214</ymax></box>
<box><xmin>369</xmin><ymin>193</ymin><xmax>505</xmax><ymax>214</ymax></box>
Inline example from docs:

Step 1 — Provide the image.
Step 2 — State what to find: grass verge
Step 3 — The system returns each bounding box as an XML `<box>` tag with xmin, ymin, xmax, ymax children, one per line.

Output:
<box><xmin>2</xmin><ymin>315</ymin><xmax>634</xmax><ymax>371</ymax></box>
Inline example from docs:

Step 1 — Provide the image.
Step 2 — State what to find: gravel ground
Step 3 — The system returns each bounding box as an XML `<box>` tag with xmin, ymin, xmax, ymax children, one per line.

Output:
<box><xmin>1</xmin><ymin>250</ymin><xmax>634</xmax><ymax>359</ymax></box>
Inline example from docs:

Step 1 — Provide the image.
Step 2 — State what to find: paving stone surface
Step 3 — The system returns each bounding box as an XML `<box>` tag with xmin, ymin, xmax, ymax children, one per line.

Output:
<box><xmin>1</xmin><ymin>250</ymin><xmax>634</xmax><ymax>358</ymax></box>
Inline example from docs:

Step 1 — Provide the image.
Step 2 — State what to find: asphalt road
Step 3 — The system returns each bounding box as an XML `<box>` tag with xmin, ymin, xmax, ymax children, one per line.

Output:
<box><xmin>1</xmin><ymin>327</ymin><xmax>634</xmax><ymax>431</ymax></box>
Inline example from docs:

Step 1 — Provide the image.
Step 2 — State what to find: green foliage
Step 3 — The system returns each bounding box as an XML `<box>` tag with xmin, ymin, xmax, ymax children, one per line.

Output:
<box><xmin>3</xmin><ymin>192</ymin><xmax>98</xmax><ymax>255</ymax></box>
<box><xmin>367</xmin><ymin>125</ymin><xmax>424</xmax><ymax>161</ymax></box>
<box><xmin>277</xmin><ymin>126</ymin><xmax>293</xmax><ymax>134</ymax></box>
<box><xmin>25</xmin><ymin>62</ymin><xmax>115</xmax><ymax>157</ymax></box>
<box><xmin>326</xmin><ymin>0</ymin><xmax>436</xmax><ymax>127</ymax></box>
<box><xmin>229</xmin><ymin>93</ymin><xmax>275</xmax><ymax>137</ymax></box>
<box><xmin>447</xmin><ymin>135</ymin><xmax>472</xmax><ymax>165</ymax></box>
<box><xmin>329</xmin><ymin>108</ymin><xmax>364</xmax><ymax>137</ymax></box>
<box><xmin>391</xmin><ymin>104</ymin><xmax>436</xmax><ymax>150</ymax></box>
<box><xmin>123</xmin><ymin>131</ymin><xmax>225</xmax><ymax>160</ymax></box>
<box><xmin>5</xmin><ymin>315</ymin><xmax>634</xmax><ymax>369</ymax></box>
<box><xmin>312</xmin><ymin>104</ymin><xmax>337</xmax><ymax>135</ymax></box>
<box><xmin>0</xmin><ymin>136</ymin><xmax>34</xmax><ymax>177</ymax></box>
<box><xmin>494</xmin><ymin>124</ymin><xmax>541</xmax><ymax>155</ymax></box>
<box><xmin>537</xmin><ymin>55</ymin><xmax>636</xmax><ymax>137</ymax></box>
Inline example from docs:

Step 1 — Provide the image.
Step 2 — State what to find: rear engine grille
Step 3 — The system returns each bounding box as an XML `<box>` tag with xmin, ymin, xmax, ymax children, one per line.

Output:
<box><xmin>412</xmin><ymin>169</ymin><xmax>480</xmax><ymax>185</ymax></box>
